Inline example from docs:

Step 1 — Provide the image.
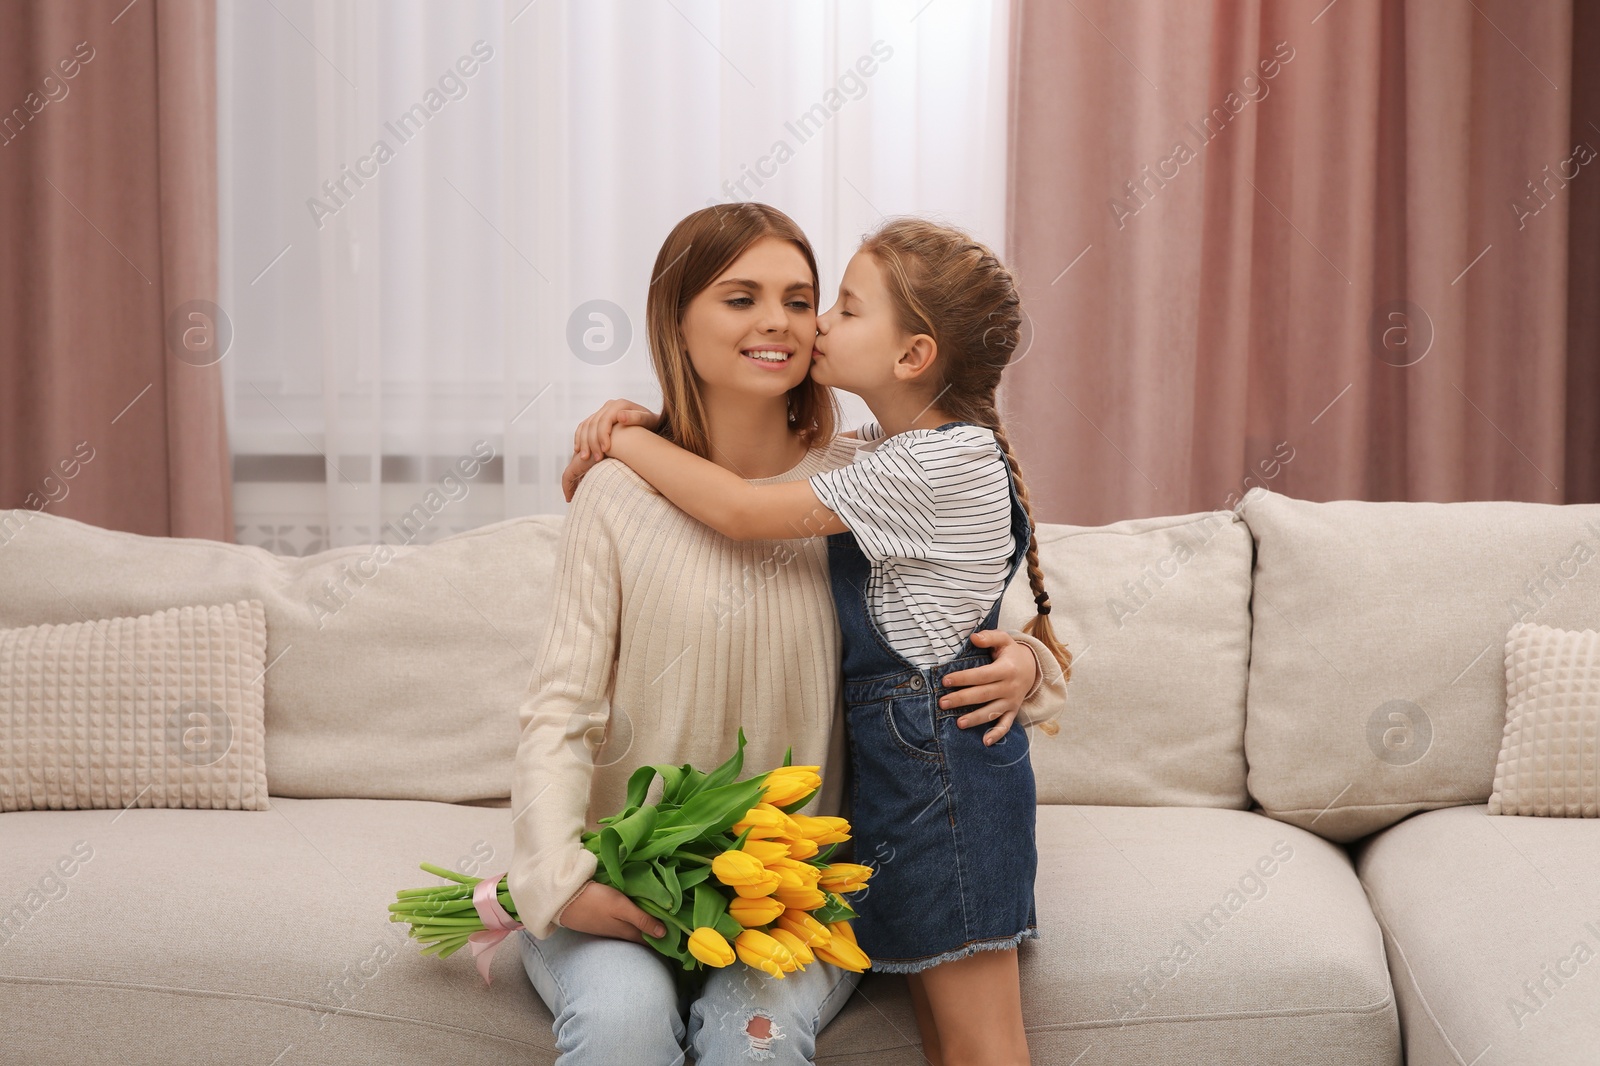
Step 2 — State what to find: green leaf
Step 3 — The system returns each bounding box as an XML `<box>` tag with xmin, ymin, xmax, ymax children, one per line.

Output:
<box><xmin>673</xmin><ymin>766</ymin><xmax>709</xmax><ymax>804</ymax></box>
<box><xmin>695</xmin><ymin>729</ymin><xmax>748</xmax><ymax>795</ymax></box>
<box><xmin>598</xmin><ymin>803</ymin><xmax>642</xmax><ymax>828</ymax></box>
<box><xmin>667</xmin><ymin>778</ymin><xmax>766</xmax><ymax>837</ymax></box>
<box><xmin>597</xmin><ymin>804</ymin><xmax>660</xmax><ymax>885</ymax></box>
<box><xmin>624</xmin><ymin>765</ymin><xmax>659</xmax><ymax>810</ymax></box>
<box><xmin>775</xmin><ymin>788</ymin><xmax>820</xmax><ymax>815</ymax></box>
<box><xmin>782</xmin><ymin>744</ymin><xmax>793</xmax><ymax>767</ymax></box>
<box><xmin>632</xmin><ymin>824</ymin><xmax>712</xmax><ymax>862</ymax></box>
<box><xmin>813</xmin><ymin>842</ymin><xmax>839</xmax><ymax>865</ymax></box>
<box><xmin>622</xmin><ymin>862</ymin><xmax>674</xmax><ymax>910</ymax></box>
<box><xmin>638</xmin><ymin>898</ymin><xmax>686</xmax><ymax>963</ymax></box>
<box><xmin>714</xmin><ymin>909</ymin><xmax>744</xmax><ymax>942</ymax></box>
<box><xmin>691</xmin><ymin>883</ymin><xmax>725</xmax><ymax>931</ymax></box>
<box><xmin>677</xmin><ymin>864</ymin><xmax>713</xmax><ymax>890</ymax></box>
<box><xmin>812</xmin><ymin>891</ymin><xmax>858</xmax><ymax>924</ymax></box>
<box><xmin>655</xmin><ymin>859</ymin><xmax>683</xmax><ymax>913</ymax></box>
<box><xmin>641</xmin><ymin>924</ymin><xmax>684</xmax><ymax>962</ymax></box>
<box><xmin>658</xmin><ymin>764</ymin><xmax>690</xmax><ymax>803</ymax></box>
<box><xmin>598</xmin><ymin>828</ymin><xmax>623</xmax><ymax>886</ymax></box>
<box><xmin>612</xmin><ymin>804</ymin><xmax>660</xmax><ymax>856</ymax></box>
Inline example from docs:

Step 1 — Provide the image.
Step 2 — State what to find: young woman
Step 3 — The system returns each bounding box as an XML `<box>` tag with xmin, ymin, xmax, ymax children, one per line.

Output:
<box><xmin>507</xmin><ymin>203</ymin><xmax>1067</xmax><ymax>1066</ymax></box>
<box><xmin>568</xmin><ymin>216</ymin><xmax>1067</xmax><ymax>1066</ymax></box>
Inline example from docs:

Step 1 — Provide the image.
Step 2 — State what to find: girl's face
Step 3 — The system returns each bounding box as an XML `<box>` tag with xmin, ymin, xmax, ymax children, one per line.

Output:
<box><xmin>812</xmin><ymin>250</ymin><xmax>912</xmax><ymax>396</ymax></box>
<box><xmin>679</xmin><ymin>236</ymin><xmax>817</xmax><ymax>401</ymax></box>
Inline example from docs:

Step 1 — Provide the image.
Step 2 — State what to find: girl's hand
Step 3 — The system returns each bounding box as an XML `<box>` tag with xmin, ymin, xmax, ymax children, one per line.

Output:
<box><xmin>939</xmin><ymin>630</ymin><xmax>1038</xmax><ymax>745</ymax></box>
<box><xmin>574</xmin><ymin>399</ymin><xmax>660</xmax><ymax>460</ymax></box>
<box><xmin>561</xmin><ymin>452</ymin><xmax>603</xmax><ymax>502</ymax></box>
<box><xmin>556</xmin><ymin>880</ymin><xmax>666</xmax><ymax>944</ymax></box>
<box><xmin>562</xmin><ymin>399</ymin><xmax>661</xmax><ymax>501</ymax></box>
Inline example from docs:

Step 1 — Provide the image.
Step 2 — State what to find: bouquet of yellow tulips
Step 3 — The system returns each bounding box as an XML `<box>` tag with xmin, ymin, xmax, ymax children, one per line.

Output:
<box><xmin>390</xmin><ymin>730</ymin><xmax>873</xmax><ymax>984</ymax></box>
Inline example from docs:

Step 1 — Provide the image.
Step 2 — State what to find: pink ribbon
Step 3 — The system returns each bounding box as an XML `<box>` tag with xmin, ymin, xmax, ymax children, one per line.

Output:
<box><xmin>466</xmin><ymin>872</ymin><xmax>523</xmax><ymax>986</ymax></box>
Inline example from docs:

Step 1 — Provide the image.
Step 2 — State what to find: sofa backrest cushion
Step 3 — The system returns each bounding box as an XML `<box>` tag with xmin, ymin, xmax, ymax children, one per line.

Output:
<box><xmin>1237</xmin><ymin>488</ymin><xmax>1600</xmax><ymax>842</ymax></box>
<box><xmin>996</xmin><ymin>510</ymin><xmax>1253</xmax><ymax>808</ymax></box>
<box><xmin>0</xmin><ymin>510</ymin><xmax>564</xmax><ymax>801</ymax></box>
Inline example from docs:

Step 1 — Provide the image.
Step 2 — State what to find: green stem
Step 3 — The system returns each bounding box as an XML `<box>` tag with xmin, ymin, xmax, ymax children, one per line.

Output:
<box><xmin>672</xmin><ymin>850</ymin><xmax>715</xmax><ymax>865</ymax></box>
<box><xmin>395</xmin><ymin>885</ymin><xmax>468</xmax><ymax>899</ymax></box>
<box><xmin>389</xmin><ymin>898</ymin><xmax>477</xmax><ymax>914</ymax></box>
<box><xmin>637</xmin><ymin>898</ymin><xmax>693</xmax><ymax>935</ymax></box>
<box><xmin>419</xmin><ymin>862</ymin><xmax>481</xmax><ymax>885</ymax></box>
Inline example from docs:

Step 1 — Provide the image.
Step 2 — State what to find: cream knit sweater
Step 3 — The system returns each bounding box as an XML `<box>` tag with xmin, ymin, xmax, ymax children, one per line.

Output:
<box><xmin>507</xmin><ymin>436</ymin><xmax>1067</xmax><ymax>939</ymax></box>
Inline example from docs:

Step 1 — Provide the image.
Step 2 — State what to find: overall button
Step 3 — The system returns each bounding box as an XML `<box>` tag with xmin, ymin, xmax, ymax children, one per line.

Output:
<box><xmin>908</xmin><ymin>674</ymin><xmax>924</xmax><ymax>690</ymax></box>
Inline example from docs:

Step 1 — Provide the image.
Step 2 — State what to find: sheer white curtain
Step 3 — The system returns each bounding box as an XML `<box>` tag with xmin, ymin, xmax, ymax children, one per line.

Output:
<box><xmin>218</xmin><ymin>0</ymin><xmax>1011</xmax><ymax>554</ymax></box>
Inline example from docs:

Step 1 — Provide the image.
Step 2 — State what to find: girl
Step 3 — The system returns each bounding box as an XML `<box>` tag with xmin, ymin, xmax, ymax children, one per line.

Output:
<box><xmin>508</xmin><ymin>203</ymin><xmax>1067</xmax><ymax>1066</ymax></box>
<box><xmin>580</xmin><ymin>216</ymin><xmax>1071</xmax><ymax>1066</ymax></box>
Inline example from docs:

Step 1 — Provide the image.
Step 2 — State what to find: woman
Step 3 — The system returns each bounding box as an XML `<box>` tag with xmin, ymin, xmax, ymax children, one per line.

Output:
<box><xmin>506</xmin><ymin>202</ymin><xmax>1066</xmax><ymax>1066</ymax></box>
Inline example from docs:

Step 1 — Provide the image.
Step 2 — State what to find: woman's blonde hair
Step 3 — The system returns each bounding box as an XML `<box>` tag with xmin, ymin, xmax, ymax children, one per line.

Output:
<box><xmin>646</xmin><ymin>203</ymin><xmax>836</xmax><ymax>460</ymax></box>
<box><xmin>860</xmin><ymin>217</ymin><xmax>1072</xmax><ymax>727</ymax></box>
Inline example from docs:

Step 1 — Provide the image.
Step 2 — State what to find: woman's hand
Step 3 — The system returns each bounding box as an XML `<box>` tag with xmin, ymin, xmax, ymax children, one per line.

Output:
<box><xmin>938</xmin><ymin>630</ymin><xmax>1040</xmax><ymax>745</ymax></box>
<box><xmin>575</xmin><ymin>399</ymin><xmax>660</xmax><ymax>459</ymax></box>
<box><xmin>562</xmin><ymin>399</ymin><xmax>661</xmax><ymax>501</ymax></box>
<box><xmin>556</xmin><ymin>881</ymin><xmax>666</xmax><ymax>944</ymax></box>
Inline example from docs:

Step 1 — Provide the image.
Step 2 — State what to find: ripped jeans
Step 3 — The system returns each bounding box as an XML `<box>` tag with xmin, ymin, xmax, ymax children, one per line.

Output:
<box><xmin>517</xmin><ymin>926</ymin><xmax>861</xmax><ymax>1065</ymax></box>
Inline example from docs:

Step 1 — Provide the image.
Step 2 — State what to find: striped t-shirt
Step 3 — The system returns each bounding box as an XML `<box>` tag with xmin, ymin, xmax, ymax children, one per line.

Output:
<box><xmin>809</xmin><ymin>421</ymin><xmax>1016</xmax><ymax>668</ymax></box>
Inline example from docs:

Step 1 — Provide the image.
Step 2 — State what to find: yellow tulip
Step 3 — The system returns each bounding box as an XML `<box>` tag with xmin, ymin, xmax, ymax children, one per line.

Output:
<box><xmin>814</xmin><ymin>934</ymin><xmax>871</xmax><ymax>972</ymax></box>
<box><xmin>785</xmin><ymin>836</ymin><xmax>820</xmax><ymax>860</ymax></box>
<box><xmin>712</xmin><ymin>848</ymin><xmax>770</xmax><ymax>887</ymax></box>
<box><xmin>789</xmin><ymin>814</ymin><xmax>851</xmax><ymax>844</ymax></box>
<box><xmin>770</xmin><ymin>864</ymin><xmax>808</xmax><ymax>890</ymax></box>
<box><xmin>768</xmin><ymin>927</ymin><xmax>816</xmax><ymax>967</ymax></box>
<box><xmin>731</xmin><ymin>803</ymin><xmax>793</xmax><ymax>840</ymax></box>
<box><xmin>731</xmin><ymin>870</ymin><xmax>782</xmax><ymax>898</ymax></box>
<box><xmin>739</xmin><ymin>839</ymin><xmax>791</xmax><ymax>865</ymax></box>
<box><xmin>735</xmin><ymin>929</ymin><xmax>796</xmax><ymax>978</ymax></box>
<box><xmin>687</xmin><ymin>927</ymin><xmax>736</xmax><ymax>968</ymax></box>
<box><xmin>776</xmin><ymin>909</ymin><xmax>833</xmax><ymax>947</ymax></box>
<box><xmin>773</xmin><ymin>884</ymin><xmax>827</xmax><ymax>910</ymax></box>
<box><xmin>728</xmin><ymin>895</ymin><xmax>786</xmax><ymax>927</ymax></box>
<box><xmin>826</xmin><ymin>920</ymin><xmax>859</xmax><ymax>947</ymax></box>
<box><xmin>760</xmin><ymin>766</ymin><xmax>823</xmax><ymax>806</ymax></box>
<box><xmin>818</xmin><ymin>863</ymin><xmax>874</xmax><ymax>893</ymax></box>
<box><xmin>769</xmin><ymin>857</ymin><xmax>822</xmax><ymax>883</ymax></box>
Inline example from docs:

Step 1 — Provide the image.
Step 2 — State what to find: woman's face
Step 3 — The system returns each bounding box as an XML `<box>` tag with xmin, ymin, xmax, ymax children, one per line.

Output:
<box><xmin>680</xmin><ymin>236</ymin><xmax>817</xmax><ymax>402</ymax></box>
<box><xmin>812</xmin><ymin>250</ymin><xmax>907</xmax><ymax>396</ymax></box>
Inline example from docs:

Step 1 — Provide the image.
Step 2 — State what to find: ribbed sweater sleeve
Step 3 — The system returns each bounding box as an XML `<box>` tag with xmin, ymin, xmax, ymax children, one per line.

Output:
<box><xmin>1014</xmin><ymin>632</ymin><xmax>1068</xmax><ymax>727</ymax></box>
<box><xmin>506</xmin><ymin>465</ymin><xmax>623</xmax><ymax>939</ymax></box>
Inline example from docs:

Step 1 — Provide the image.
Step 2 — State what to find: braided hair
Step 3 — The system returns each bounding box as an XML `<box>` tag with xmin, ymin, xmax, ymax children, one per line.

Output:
<box><xmin>859</xmin><ymin>217</ymin><xmax>1072</xmax><ymax>733</ymax></box>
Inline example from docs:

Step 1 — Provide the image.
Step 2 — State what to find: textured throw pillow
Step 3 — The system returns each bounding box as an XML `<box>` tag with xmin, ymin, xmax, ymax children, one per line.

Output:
<box><xmin>0</xmin><ymin>600</ymin><xmax>269</xmax><ymax>812</ymax></box>
<box><xmin>1490</xmin><ymin>622</ymin><xmax>1599</xmax><ymax>817</ymax></box>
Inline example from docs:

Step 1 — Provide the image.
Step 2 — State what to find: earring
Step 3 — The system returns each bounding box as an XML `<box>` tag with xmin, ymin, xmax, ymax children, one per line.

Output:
<box><xmin>787</xmin><ymin>396</ymin><xmax>797</xmax><ymax>424</ymax></box>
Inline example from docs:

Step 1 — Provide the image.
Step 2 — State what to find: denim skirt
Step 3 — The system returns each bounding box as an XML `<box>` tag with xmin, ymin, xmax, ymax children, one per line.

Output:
<box><xmin>840</xmin><ymin>649</ymin><xmax>1040</xmax><ymax>974</ymax></box>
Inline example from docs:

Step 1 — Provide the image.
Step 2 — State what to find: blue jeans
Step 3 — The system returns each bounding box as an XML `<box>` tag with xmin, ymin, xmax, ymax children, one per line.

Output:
<box><xmin>517</xmin><ymin>926</ymin><xmax>861</xmax><ymax>1065</ymax></box>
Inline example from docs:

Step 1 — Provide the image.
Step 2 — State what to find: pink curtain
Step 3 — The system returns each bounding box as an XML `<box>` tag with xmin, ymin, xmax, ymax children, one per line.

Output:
<box><xmin>1005</xmin><ymin>0</ymin><xmax>1600</xmax><ymax>525</ymax></box>
<box><xmin>0</xmin><ymin>0</ymin><xmax>232</xmax><ymax>541</ymax></box>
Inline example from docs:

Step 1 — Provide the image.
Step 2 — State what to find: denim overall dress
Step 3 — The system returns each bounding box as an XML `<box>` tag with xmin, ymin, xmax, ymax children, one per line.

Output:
<box><xmin>827</xmin><ymin>423</ymin><xmax>1040</xmax><ymax>974</ymax></box>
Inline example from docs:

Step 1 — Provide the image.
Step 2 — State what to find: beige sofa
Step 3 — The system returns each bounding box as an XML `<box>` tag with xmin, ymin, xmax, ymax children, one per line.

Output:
<box><xmin>3</xmin><ymin>487</ymin><xmax>1597</xmax><ymax>1065</ymax></box>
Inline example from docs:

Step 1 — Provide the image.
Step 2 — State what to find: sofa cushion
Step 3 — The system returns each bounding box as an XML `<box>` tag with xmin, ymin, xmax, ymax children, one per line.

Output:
<box><xmin>1237</xmin><ymin>488</ymin><xmax>1600</xmax><ymax>841</ymax></box>
<box><xmin>0</xmin><ymin>509</ymin><xmax>564</xmax><ymax>802</ymax></box>
<box><xmin>996</xmin><ymin>512</ymin><xmax>1253</xmax><ymax>808</ymax></box>
<box><xmin>1353</xmin><ymin>804</ymin><xmax>1600</xmax><ymax>1066</ymax></box>
<box><xmin>1</xmin><ymin>599</ymin><xmax>269</xmax><ymax>813</ymax></box>
<box><xmin>0</xmin><ymin>797</ymin><xmax>557</xmax><ymax>1064</ymax></box>
<box><xmin>1492</xmin><ymin>622</ymin><xmax>1600</xmax><ymax>816</ymax></box>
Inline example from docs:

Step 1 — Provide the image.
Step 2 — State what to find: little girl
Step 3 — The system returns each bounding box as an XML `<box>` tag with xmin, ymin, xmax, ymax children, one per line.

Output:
<box><xmin>589</xmin><ymin>217</ymin><xmax>1070</xmax><ymax>1066</ymax></box>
